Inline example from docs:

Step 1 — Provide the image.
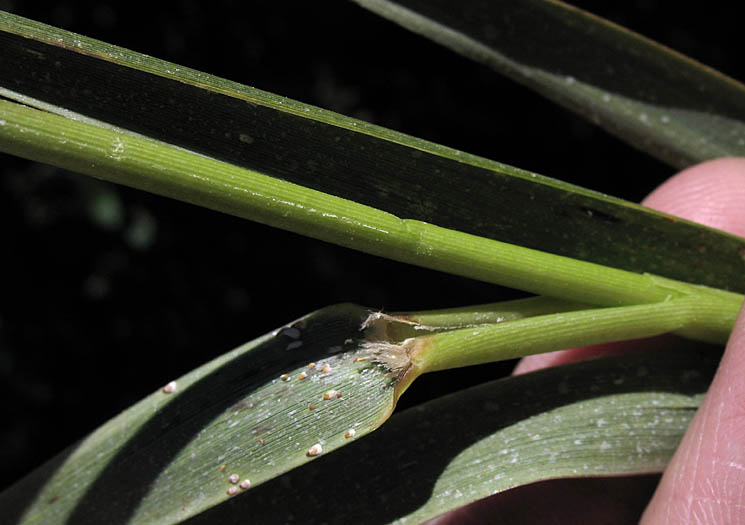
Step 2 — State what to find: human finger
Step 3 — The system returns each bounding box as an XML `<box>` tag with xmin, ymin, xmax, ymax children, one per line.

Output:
<box><xmin>514</xmin><ymin>157</ymin><xmax>745</xmax><ymax>375</ymax></box>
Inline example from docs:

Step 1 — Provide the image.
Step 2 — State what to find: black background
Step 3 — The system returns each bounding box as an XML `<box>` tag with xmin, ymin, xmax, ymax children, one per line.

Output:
<box><xmin>1</xmin><ymin>0</ymin><xmax>742</xmax><ymax>491</ymax></box>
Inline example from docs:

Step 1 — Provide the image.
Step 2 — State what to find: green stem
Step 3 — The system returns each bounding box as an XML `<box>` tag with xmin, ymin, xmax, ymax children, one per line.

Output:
<box><xmin>1</xmin><ymin>100</ymin><xmax>743</xmax><ymax>330</ymax></box>
<box><xmin>409</xmin><ymin>296</ymin><xmax>735</xmax><ymax>377</ymax></box>
<box><xmin>370</xmin><ymin>296</ymin><xmax>589</xmax><ymax>341</ymax></box>
<box><xmin>394</xmin><ymin>296</ymin><xmax>590</xmax><ymax>328</ymax></box>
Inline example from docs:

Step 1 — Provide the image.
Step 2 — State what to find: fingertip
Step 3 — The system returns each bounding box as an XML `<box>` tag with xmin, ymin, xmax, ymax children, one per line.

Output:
<box><xmin>640</xmin><ymin>158</ymin><xmax>745</xmax><ymax>522</ymax></box>
<box><xmin>516</xmin><ymin>157</ymin><xmax>745</xmax><ymax>377</ymax></box>
<box><xmin>512</xmin><ymin>337</ymin><xmax>671</xmax><ymax>375</ymax></box>
<box><xmin>642</xmin><ymin>157</ymin><xmax>745</xmax><ymax>237</ymax></box>
<box><xmin>642</xmin><ymin>305</ymin><xmax>745</xmax><ymax>523</ymax></box>
<box><xmin>512</xmin><ymin>351</ymin><xmax>566</xmax><ymax>375</ymax></box>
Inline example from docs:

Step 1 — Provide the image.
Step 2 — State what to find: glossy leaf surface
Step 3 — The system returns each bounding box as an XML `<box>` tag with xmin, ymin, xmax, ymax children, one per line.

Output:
<box><xmin>355</xmin><ymin>0</ymin><xmax>745</xmax><ymax>169</ymax></box>
<box><xmin>0</xmin><ymin>305</ymin><xmax>401</xmax><ymax>523</ymax></box>
<box><xmin>1</xmin><ymin>11</ymin><xmax>744</xmax><ymax>292</ymax></box>
<box><xmin>0</xmin><ymin>307</ymin><xmax>716</xmax><ymax>523</ymax></box>
<box><xmin>190</xmin><ymin>344</ymin><xmax>716</xmax><ymax>524</ymax></box>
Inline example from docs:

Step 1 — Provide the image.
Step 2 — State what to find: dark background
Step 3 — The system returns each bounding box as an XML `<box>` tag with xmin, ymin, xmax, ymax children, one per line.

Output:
<box><xmin>1</xmin><ymin>0</ymin><xmax>742</xmax><ymax>491</ymax></box>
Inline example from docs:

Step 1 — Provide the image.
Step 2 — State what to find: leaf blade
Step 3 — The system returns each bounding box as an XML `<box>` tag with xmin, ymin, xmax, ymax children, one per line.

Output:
<box><xmin>186</xmin><ymin>344</ymin><xmax>717</xmax><ymax>524</ymax></box>
<box><xmin>0</xmin><ymin>304</ymin><xmax>399</xmax><ymax>523</ymax></box>
<box><xmin>1</xmin><ymin>10</ymin><xmax>745</xmax><ymax>292</ymax></box>
<box><xmin>8</xmin><ymin>97</ymin><xmax>743</xmax><ymax>318</ymax></box>
<box><xmin>354</xmin><ymin>0</ymin><xmax>745</xmax><ymax>169</ymax></box>
<box><xmin>0</xmin><ymin>308</ymin><xmax>716</xmax><ymax>524</ymax></box>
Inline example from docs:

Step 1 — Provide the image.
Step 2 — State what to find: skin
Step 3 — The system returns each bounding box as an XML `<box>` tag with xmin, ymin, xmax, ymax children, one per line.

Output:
<box><xmin>431</xmin><ymin>158</ymin><xmax>745</xmax><ymax>524</ymax></box>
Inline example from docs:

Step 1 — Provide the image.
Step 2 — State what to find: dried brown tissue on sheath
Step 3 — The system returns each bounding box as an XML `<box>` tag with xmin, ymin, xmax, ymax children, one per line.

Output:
<box><xmin>360</xmin><ymin>310</ymin><xmax>447</xmax><ymax>369</ymax></box>
<box><xmin>361</xmin><ymin>311</ymin><xmax>420</xmax><ymax>330</ymax></box>
<box><xmin>360</xmin><ymin>310</ymin><xmax>425</xmax><ymax>340</ymax></box>
<box><xmin>359</xmin><ymin>311</ymin><xmax>422</xmax><ymax>375</ymax></box>
<box><xmin>357</xmin><ymin>310</ymin><xmax>438</xmax><ymax>404</ymax></box>
<box><xmin>362</xmin><ymin>340</ymin><xmax>413</xmax><ymax>375</ymax></box>
<box><xmin>363</xmin><ymin>337</ymin><xmax>430</xmax><ymax>401</ymax></box>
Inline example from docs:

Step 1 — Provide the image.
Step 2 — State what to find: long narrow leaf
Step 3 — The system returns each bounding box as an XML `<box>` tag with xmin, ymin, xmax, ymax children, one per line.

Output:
<box><xmin>354</xmin><ymin>0</ymin><xmax>745</xmax><ymax>169</ymax></box>
<box><xmin>0</xmin><ymin>310</ymin><xmax>714</xmax><ymax>523</ymax></box>
<box><xmin>0</xmin><ymin>304</ymin><xmax>396</xmax><ymax>523</ymax></box>
<box><xmin>1</xmin><ymin>11</ymin><xmax>744</xmax><ymax>292</ymax></box>
<box><xmin>191</xmin><ymin>344</ymin><xmax>717</xmax><ymax>524</ymax></box>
